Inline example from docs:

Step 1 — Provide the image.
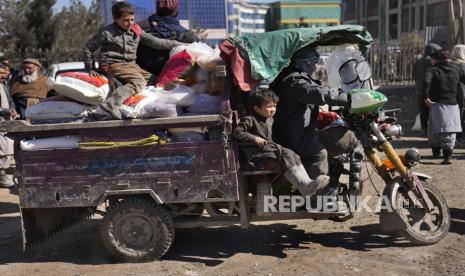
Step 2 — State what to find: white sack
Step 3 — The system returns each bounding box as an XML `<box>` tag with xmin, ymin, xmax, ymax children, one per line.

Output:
<box><xmin>51</xmin><ymin>73</ymin><xmax>110</xmax><ymax>105</ymax></box>
<box><xmin>143</xmin><ymin>85</ymin><xmax>196</xmax><ymax>106</ymax></box>
<box><xmin>20</xmin><ymin>135</ymin><xmax>79</xmax><ymax>151</ymax></box>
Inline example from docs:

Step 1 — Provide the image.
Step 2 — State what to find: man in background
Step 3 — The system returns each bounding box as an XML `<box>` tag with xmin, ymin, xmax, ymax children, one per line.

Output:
<box><xmin>9</xmin><ymin>58</ymin><xmax>51</xmax><ymax>119</ymax></box>
<box><xmin>0</xmin><ymin>62</ymin><xmax>18</xmax><ymax>188</ymax></box>
<box><xmin>413</xmin><ymin>43</ymin><xmax>442</xmax><ymax>136</ymax></box>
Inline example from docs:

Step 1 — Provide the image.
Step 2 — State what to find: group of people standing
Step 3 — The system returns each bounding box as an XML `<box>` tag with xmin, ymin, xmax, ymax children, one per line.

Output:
<box><xmin>414</xmin><ymin>43</ymin><xmax>465</xmax><ymax>165</ymax></box>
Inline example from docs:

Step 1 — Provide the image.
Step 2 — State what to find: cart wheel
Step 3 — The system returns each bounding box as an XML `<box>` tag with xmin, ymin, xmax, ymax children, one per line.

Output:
<box><xmin>100</xmin><ymin>198</ymin><xmax>175</xmax><ymax>262</ymax></box>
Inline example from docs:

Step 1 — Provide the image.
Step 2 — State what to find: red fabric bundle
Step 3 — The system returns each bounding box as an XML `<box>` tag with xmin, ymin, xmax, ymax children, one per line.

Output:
<box><xmin>316</xmin><ymin>111</ymin><xmax>340</xmax><ymax>128</ymax></box>
<box><xmin>219</xmin><ymin>40</ymin><xmax>258</xmax><ymax>92</ymax></box>
<box><xmin>156</xmin><ymin>49</ymin><xmax>195</xmax><ymax>88</ymax></box>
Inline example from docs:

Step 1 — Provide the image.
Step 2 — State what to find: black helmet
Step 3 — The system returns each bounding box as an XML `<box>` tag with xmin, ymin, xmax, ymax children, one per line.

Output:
<box><xmin>291</xmin><ymin>45</ymin><xmax>320</xmax><ymax>74</ymax></box>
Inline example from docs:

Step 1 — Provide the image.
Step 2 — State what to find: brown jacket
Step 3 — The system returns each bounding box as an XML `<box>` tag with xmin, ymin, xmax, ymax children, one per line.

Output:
<box><xmin>10</xmin><ymin>75</ymin><xmax>49</xmax><ymax>99</ymax></box>
<box><xmin>83</xmin><ymin>23</ymin><xmax>182</xmax><ymax>70</ymax></box>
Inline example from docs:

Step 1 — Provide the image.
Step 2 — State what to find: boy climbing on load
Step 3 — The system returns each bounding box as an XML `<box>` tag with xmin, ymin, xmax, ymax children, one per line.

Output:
<box><xmin>83</xmin><ymin>1</ymin><xmax>183</xmax><ymax>119</ymax></box>
<box><xmin>233</xmin><ymin>89</ymin><xmax>330</xmax><ymax>197</ymax></box>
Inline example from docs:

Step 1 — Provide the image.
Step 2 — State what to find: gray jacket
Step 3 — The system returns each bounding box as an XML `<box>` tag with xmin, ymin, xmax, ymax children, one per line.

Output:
<box><xmin>83</xmin><ymin>23</ymin><xmax>182</xmax><ymax>70</ymax></box>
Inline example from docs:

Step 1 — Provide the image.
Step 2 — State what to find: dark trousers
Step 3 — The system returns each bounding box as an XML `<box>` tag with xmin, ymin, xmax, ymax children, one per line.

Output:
<box><xmin>249</xmin><ymin>146</ymin><xmax>302</xmax><ymax>171</ymax></box>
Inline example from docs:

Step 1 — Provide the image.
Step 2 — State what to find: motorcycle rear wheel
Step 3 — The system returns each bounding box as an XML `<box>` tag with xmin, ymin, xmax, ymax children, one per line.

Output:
<box><xmin>394</xmin><ymin>181</ymin><xmax>450</xmax><ymax>245</ymax></box>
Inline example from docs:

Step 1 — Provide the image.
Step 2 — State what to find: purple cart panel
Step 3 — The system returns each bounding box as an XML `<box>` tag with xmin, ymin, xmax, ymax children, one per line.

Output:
<box><xmin>17</xmin><ymin>140</ymin><xmax>239</xmax><ymax>208</ymax></box>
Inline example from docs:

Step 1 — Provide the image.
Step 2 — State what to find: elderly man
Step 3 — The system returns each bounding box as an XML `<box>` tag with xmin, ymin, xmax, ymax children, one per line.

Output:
<box><xmin>0</xmin><ymin>62</ymin><xmax>17</xmax><ymax>188</ymax></box>
<box><xmin>9</xmin><ymin>58</ymin><xmax>51</xmax><ymax>119</ymax></box>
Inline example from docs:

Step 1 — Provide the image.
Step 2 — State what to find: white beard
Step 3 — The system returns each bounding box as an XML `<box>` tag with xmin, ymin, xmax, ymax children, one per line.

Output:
<box><xmin>22</xmin><ymin>71</ymin><xmax>38</xmax><ymax>83</ymax></box>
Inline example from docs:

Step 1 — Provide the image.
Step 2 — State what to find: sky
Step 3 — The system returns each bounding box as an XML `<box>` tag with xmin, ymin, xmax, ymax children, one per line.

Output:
<box><xmin>54</xmin><ymin>0</ymin><xmax>92</xmax><ymax>11</ymax></box>
<box><xmin>53</xmin><ymin>0</ymin><xmax>277</xmax><ymax>12</ymax></box>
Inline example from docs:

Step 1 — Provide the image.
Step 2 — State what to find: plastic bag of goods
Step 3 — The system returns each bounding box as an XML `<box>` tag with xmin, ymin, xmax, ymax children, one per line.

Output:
<box><xmin>20</xmin><ymin>135</ymin><xmax>79</xmax><ymax>151</ymax></box>
<box><xmin>186</xmin><ymin>93</ymin><xmax>222</xmax><ymax>114</ymax></box>
<box><xmin>411</xmin><ymin>113</ymin><xmax>422</xmax><ymax>131</ymax></box>
<box><xmin>51</xmin><ymin>72</ymin><xmax>109</xmax><ymax>105</ymax></box>
<box><xmin>326</xmin><ymin>44</ymin><xmax>365</xmax><ymax>91</ymax></box>
<box><xmin>191</xmin><ymin>81</ymin><xmax>208</xmax><ymax>93</ymax></box>
<box><xmin>143</xmin><ymin>85</ymin><xmax>196</xmax><ymax>106</ymax></box>
<box><xmin>133</xmin><ymin>94</ymin><xmax>178</xmax><ymax>118</ymax></box>
<box><xmin>170</xmin><ymin>44</ymin><xmax>188</xmax><ymax>57</ymax></box>
<box><xmin>196</xmin><ymin>46</ymin><xmax>224</xmax><ymax>71</ymax></box>
<box><xmin>25</xmin><ymin>101</ymin><xmax>89</xmax><ymax>121</ymax></box>
<box><xmin>186</xmin><ymin>42</ymin><xmax>215</xmax><ymax>59</ymax></box>
<box><xmin>349</xmin><ymin>89</ymin><xmax>387</xmax><ymax>114</ymax></box>
<box><xmin>156</xmin><ymin>50</ymin><xmax>197</xmax><ymax>89</ymax></box>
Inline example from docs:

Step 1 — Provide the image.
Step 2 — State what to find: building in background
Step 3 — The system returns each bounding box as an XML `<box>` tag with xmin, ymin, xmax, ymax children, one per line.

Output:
<box><xmin>99</xmin><ymin>0</ymin><xmax>156</xmax><ymax>24</ymax></box>
<box><xmin>342</xmin><ymin>0</ymin><xmax>453</xmax><ymax>46</ymax></box>
<box><xmin>265</xmin><ymin>0</ymin><xmax>342</xmax><ymax>31</ymax></box>
<box><xmin>98</xmin><ymin>0</ymin><xmax>274</xmax><ymax>44</ymax></box>
<box><xmin>227</xmin><ymin>1</ymin><xmax>268</xmax><ymax>36</ymax></box>
<box><xmin>98</xmin><ymin>0</ymin><xmax>229</xmax><ymax>45</ymax></box>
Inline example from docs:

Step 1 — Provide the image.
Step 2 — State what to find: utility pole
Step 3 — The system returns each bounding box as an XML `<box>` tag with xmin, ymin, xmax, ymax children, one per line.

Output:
<box><xmin>458</xmin><ymin>0</ymin><xmax>465</xmax><ymax>44</ymax></box>
<box><xmin>449</xmin><ymin>0</ymin><xmax>457</xmax><ymax>44</ymax></box>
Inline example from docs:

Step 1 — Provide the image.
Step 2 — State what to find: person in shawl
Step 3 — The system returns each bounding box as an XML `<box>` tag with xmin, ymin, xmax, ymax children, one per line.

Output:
<box><xmin>270</xmin><ymin>46</ymin><xmax>349</xmax><ymax>211</ymax></box>
<box><xmin>136</xmin><ymin>0</ymin><xmax>199</xmax><ymax>75</ymax></box>
<box><xmin>450</xmin><ymin>44</ymin><xmax>465</xmax><ymax>142</ymax></box>
<box><xmin>423</xmin><ymin>49</ymin><xmax>465</xmax><ymax>164</ymax></box>
<box><xmin>0</xmin><ymin>62</ymin><xmax>17</xmax><ymax>188</ymax></box>
<box><xmin>270</xmin><ymin>46</ymin><xmax>349</xmax><ymax>179</ymax></box>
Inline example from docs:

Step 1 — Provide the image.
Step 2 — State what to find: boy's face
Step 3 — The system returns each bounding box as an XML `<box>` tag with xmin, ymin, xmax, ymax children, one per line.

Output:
<box><xmin>114</xmin><ymin>13</ymin><xmax>135</xmax><ymax>31</ymax></box>
<box><xmin>253</xmin><ymin>101</ymin><xmax>277</xmax><ymax>118</ymax></box>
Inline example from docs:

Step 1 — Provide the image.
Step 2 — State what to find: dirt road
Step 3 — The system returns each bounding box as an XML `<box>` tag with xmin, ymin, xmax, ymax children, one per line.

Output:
<box><xmin>0</xmin><ymin>86</ymin><xmax>464</xmax><ymax>275</ymax></box>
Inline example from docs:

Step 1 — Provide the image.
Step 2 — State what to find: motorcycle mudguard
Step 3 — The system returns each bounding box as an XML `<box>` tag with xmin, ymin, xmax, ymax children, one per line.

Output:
<box><xmin>378</xmin><ymin>173</ymin><xmax>432</xmax><ymax>233</ymax></box>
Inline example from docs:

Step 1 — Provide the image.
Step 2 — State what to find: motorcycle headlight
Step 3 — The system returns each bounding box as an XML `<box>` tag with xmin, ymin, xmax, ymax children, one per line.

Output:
<box><xmin>404</xmin><ymin>148</ymin><xmax>421</xmax><ymax>165</ymax></box>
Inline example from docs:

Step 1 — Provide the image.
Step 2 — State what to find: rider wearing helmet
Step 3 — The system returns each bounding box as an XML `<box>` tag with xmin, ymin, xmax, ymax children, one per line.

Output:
<box><xmin>270</xmin><ymin>45</ymin><xmax>349</xmax><ymax>197</ymax></box>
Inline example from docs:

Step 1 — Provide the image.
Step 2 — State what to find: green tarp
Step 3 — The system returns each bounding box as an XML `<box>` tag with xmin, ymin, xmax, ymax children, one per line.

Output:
<box><xmin>228</xmin><ymin>25</ymin><xmax>373</xmax><ymax>82</ymax></box>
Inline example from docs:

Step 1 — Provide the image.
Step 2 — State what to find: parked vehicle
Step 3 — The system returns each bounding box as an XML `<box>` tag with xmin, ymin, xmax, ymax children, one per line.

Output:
<box><xmin>0</xmin><ymin>26</ymin><xmax>450</xmax><ymax>262</ymax></box>
<box><xmin>46</xmin><ymin>62</ymin><xmax>87</xmax><ymax>79</ymax></box>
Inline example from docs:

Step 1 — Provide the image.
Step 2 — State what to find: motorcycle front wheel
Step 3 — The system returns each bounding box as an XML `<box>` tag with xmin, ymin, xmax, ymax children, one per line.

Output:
<box><xmin>394</xmin><ymin>180</ymin><xmax>450</xmax><ymax>245</ymax></box>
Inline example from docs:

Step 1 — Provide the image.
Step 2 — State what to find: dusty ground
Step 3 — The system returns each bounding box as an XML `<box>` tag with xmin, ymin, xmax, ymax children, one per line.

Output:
<box><xmin>1</xmin><ymin>85</ymin><xmax>465</xmax><ymax>276</ymax></box>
